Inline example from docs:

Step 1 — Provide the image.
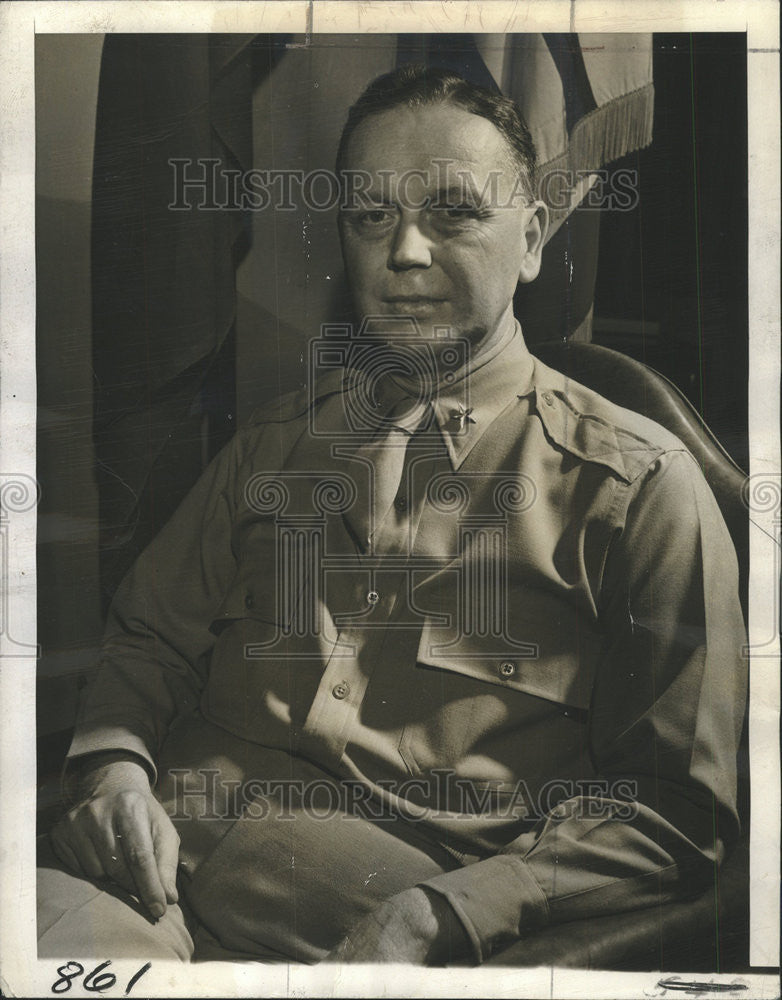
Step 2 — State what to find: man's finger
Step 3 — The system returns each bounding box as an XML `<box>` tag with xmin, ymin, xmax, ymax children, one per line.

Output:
<box><xmin>90</xmin><ymin>829</ymin><xmax>144</xmax><ymax>900</ymax></box>
<box><xmin>50</xmin><ymin>827</ymin><xmax>87</xmax><ymax>878</ymax></box>
<box><xmin>151</xmin><ymin>811</ymin><xmax>180</xmax><ymax>904</ymax></box>
<box><xmin>103</xmin><ymin>859</ymin><xmax>141</xmax><ymax>900</ymax></box>
<box><xmin>62</xmin><ymin>826</ymin><xmax>107</xmax><ymax>882</ymax></box>
<box><xmin>115</xmin><ymin>808</ymin><xmax>168</xmax><ymax>919</ymax></box>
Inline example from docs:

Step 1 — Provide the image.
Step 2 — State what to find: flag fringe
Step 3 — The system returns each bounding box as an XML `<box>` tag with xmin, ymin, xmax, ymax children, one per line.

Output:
<box><xmin>539</xmin><ymin>82</ymin><xmax>655</xmax><ymax>186</ymax></box>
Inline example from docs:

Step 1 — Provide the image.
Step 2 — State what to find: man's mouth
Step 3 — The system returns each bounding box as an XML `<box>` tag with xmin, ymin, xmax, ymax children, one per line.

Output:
<box><xmin>383</xmin><ymin>295</ymin><xmax>447</xmax><ymax>312</ymax></box>
<box><xmin>382</xmin><ymin>298</ymin><xmax>446</xmax><ymax>318</ymax></box>
<box><xmin>384</xmin><ymin>294</ymin><xmax>445</xmax><ymax>301</ymax></box>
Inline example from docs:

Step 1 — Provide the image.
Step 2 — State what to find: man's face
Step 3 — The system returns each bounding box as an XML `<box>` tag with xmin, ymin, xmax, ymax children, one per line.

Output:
<box><xmin>338</xmin><ymin>102</ymin><xmax>547</xmax><ymax>350</ymax></box>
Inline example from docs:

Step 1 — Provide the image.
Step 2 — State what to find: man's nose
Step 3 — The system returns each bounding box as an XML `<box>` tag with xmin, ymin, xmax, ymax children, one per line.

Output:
<box><xmin>388</xmin><ymin>216</ymin><xmax>432</xmax><ymax>270</ymax></box>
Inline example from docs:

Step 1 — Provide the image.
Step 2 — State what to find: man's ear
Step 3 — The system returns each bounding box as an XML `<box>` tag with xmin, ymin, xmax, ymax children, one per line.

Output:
<box><xmin>518</xmin><ymin>201</ymin><xmax>549</xmax><ymax>285</ymax></box>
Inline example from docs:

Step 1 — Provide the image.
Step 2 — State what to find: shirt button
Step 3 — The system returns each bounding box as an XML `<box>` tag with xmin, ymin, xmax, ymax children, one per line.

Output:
<box><xmin>244</xmin><ymin>593</ymin><xmax>254</xmax><ymax>609</ymax></box>
<box><xmin>366</xmin><ymin>591</ymin><xmax>380</xmax><ymax>605</ymax></box>
<box><xmin>498</xmin><ymin>660</ymin><xmax>516</xmax><ymax>678</ymax></box>
<box><xmin>394</xmin><ymin>495</ymin><xmax>408</xmax><ymax>511</ymax></box>
<box><xmin>332</xmin><ymin>681</ymin><xmax>350</xmax><ymax>700</ymax></box>
<box><xmin>543</xmin><ymin>391</ymin><xmax>554</xmax><ymax>406</ymax></box>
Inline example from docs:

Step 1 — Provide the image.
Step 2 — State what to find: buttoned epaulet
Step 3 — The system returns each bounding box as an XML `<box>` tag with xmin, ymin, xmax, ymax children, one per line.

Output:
<box><xmin>531</xmin><ymin>360</ymin><xmax>688</xmax><ymax>484</ymax></box>
<box><xmin>246</xmin><ymin>369</ymin><xmax>350</xmax><ymax>426</ymax></box>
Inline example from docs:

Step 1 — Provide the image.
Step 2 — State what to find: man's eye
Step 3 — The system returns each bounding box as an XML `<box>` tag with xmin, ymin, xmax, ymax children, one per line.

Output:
<box><xmin>432</xmin><ymin>203</ymin><xmax>479</xmax><ymax>219</ymax></box>
<box><xmin>356</xmin><ymin>209</ymin><xmax>394</xmax><ymax>226</ymax></box>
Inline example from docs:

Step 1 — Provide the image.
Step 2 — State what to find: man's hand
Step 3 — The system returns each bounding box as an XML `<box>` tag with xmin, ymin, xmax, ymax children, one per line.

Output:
<box><xmin>325</xmin><ymin>887</ymin><xmax>472</xmax><ymax>965</ymax></box>
<box><xmin>50</xmin><ymin>753</ymin><xmax>180</xmax><ymax>920</ymax></box>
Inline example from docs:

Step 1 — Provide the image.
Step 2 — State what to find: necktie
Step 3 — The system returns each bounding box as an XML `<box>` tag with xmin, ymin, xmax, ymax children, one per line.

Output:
<box><xmin>346</xmin><ymin>394</ymin><xmax>430</xmax><ymax>551</ymax></box>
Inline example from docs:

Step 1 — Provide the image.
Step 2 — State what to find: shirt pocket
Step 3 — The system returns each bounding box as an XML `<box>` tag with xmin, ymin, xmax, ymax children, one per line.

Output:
<box><xmin>398</xmin><ymin>617</ymin><xmax>599</xmax><ymax>792</ymax></box>
<box><xmin>210</xmin><ymin>520</ymin><xmax>297</xmax><ymax>634</ymax></box>
<box><xmin>201</xmin><ymin>527</ymin><xmax>326</xmax><ymax>748</ymax></box>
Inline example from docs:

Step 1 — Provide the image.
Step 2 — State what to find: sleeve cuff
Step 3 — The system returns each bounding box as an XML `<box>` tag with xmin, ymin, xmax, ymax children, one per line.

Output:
<box><xmin>63</xmin><ymin>724</ymin><xmax>158</xmax><ymax>800</ymax></box>
<box><xmin>418</xmin><ymin>854</ymin><xmax>550</xmax><ymax>963</ymax></box>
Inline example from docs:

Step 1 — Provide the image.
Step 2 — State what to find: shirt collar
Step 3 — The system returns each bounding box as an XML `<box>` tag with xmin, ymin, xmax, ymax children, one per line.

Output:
<box><xmin>431</xmin><ymin>320</ymin><xmax>534</xmax><ymax>470</ymax></box>
<box><xmin>337</xmin><ymin>321</ymin><xmax>534</xmax><ymax>465</ymax></box>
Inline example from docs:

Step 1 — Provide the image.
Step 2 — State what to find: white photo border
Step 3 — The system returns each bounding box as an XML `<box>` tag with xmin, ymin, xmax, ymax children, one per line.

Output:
<box><xmin>1</xmin><ymin>1</ymin><xmax>779</xmax><ymax>996</ymax></box>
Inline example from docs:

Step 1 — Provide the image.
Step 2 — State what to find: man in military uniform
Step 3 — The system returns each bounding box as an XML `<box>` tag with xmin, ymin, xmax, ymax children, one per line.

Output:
<box><xmin>38</xmin><ymin>66</ymin><xmax>746</xmax><ymax>966</ymax></box>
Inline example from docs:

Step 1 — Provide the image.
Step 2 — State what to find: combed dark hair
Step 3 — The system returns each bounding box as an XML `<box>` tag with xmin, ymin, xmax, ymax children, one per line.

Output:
<box><xmin>336</xmin><ymin>64</ymin><xmax>537</xmax><ymax>197</ymax></box>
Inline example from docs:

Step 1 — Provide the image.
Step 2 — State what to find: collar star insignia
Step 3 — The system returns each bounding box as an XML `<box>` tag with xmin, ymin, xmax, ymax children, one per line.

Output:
<box><xmin>450</xmin><ymin>404</ymin><xmax>477</xmax><ymax>429</ymax></box>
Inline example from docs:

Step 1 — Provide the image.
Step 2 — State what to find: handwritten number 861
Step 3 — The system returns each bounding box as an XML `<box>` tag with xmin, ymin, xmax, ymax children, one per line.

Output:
<box><xmin>51</xmin><ymin>960</ymin><xmax>150</xmax><ymax>995</ymax></box>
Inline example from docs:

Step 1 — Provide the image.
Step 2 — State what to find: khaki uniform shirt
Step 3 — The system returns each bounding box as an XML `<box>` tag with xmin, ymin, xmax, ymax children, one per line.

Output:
<box><xmin>69</xmin><ymin>327</ymin><xmax>747</xmax><ymax>962</ymax></box>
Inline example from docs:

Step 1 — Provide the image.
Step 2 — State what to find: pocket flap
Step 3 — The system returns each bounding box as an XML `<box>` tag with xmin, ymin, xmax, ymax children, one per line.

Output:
<box><xmin>416</xmin><ymin>618</ymin><xmax>598</xmax><ymax>710</ymax></box>
<box><xmin>210</xmin><ymin>561</ymin><xmax>294</xmax><ymax>633</ymax></box>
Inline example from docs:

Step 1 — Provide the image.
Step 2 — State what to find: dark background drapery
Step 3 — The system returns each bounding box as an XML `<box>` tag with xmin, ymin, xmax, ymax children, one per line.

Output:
<box><xmin>91</xmin><ymin>35</ymin><xmax>281</xmax><ymax>608</ymax></box>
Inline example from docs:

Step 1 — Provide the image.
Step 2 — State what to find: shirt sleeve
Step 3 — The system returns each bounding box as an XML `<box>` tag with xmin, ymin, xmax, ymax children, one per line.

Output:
<box><xmin>419</xmin><ymin>449</ymin><xmax>748</xmax><ymax>963</ymax></box>
<box><xmin>64</xmin><ymin>426</ymin><xmax>253</xmax><ymax>783</ymax></box>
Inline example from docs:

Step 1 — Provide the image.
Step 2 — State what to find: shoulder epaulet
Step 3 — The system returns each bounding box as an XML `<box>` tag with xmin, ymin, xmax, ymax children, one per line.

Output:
<box><xmin>531</xmin><ymin>359</ymin><xmax>688</xmax><ymax>484</ymax></box>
